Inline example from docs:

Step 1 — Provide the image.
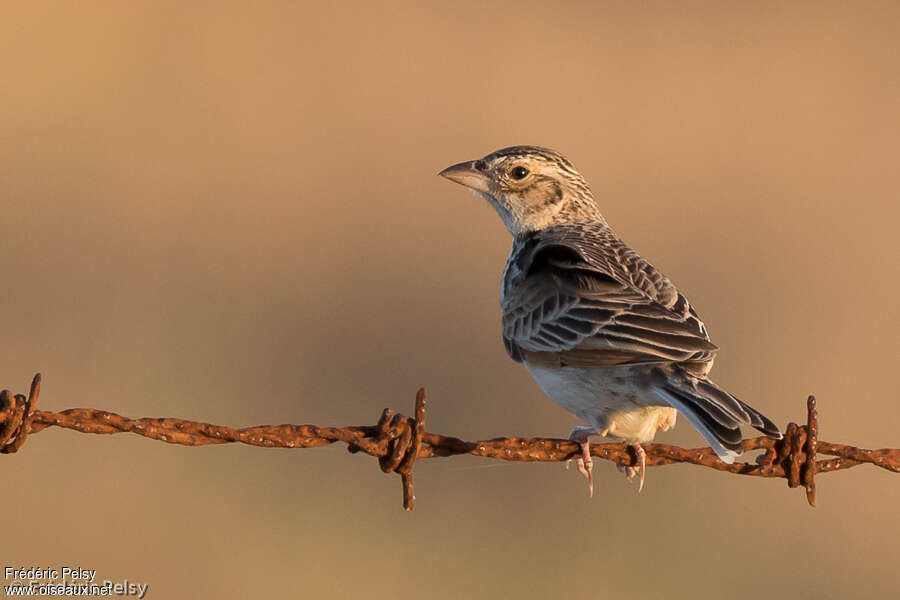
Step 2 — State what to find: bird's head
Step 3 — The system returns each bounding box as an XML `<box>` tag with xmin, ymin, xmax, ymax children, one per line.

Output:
<box><xmin>438</xmin><ymin>146</ymin><xmax>604</xmax><ymax>235</ymax></box>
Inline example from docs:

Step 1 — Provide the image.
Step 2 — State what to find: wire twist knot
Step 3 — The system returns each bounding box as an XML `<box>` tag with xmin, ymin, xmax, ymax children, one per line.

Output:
<box><xmin>761</xmin><ymin>396</ymin><xmax>819</xmax><ymax>505</ymax></box>
<box><xmin>0</xmin><ymin>374</ymin><xmax>41</xmax><ymax>454</ymax></box>
<box><xmin>348</xmin><ymin>388</ymin><xmax>427</xmax><ymax>511</ymax></box>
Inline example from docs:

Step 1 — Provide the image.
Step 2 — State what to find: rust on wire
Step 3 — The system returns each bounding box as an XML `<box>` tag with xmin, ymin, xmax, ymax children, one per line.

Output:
<box><xmin>2</xmin><ymin>373</ymin><xmax>898</xmax><ymax>510</ymax></box>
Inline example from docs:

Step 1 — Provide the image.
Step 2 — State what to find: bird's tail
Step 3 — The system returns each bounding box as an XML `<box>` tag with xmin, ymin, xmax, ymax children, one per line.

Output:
<box><xmin>651</xmin><ymin>371</ymin><xmax>781</xmax><ymax>464</ymax></box>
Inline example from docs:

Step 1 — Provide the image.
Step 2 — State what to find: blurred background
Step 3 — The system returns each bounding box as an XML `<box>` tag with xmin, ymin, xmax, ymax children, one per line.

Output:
<box><xmin>2</xmin><ymin>1</ymin><xmax>898</xmax><ymax>598</ymax></box>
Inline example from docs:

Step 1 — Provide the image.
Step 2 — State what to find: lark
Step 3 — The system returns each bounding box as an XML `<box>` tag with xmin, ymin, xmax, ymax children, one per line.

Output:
<box><xmin>439</xmin><ymin>146</ymin><xmax>781</xmax><ymax>494</ymax></box>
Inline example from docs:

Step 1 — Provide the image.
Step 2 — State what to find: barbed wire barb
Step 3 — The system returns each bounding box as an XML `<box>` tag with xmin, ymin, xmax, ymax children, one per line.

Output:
<box><xmin>2</xmin><ymin>373</ymin><xmax>898</xmax><ymax>510</ymax></box>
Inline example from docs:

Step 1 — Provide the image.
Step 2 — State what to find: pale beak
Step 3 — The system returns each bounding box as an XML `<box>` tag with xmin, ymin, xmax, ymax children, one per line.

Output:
<box><xmin>438</xmin><ymin>160</ymin><xmax>491</xmax><ymax>193</ymax></box>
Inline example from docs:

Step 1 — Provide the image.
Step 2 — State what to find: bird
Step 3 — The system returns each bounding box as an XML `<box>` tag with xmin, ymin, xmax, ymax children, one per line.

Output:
<box><xmin>438</xmin><ymin>145</ymin><xmax>782</xmax><ymax>494</ymax></box>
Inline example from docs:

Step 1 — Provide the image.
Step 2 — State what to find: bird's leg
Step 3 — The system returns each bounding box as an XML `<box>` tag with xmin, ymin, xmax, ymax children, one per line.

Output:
<box><xmin>622</xmin><ymin>443</ymin><xmax>647</xmax><ymax>493</ymax></box>
<box><xmin>567</xmin><ymin>425</ymin><xmax>598</xmax><ymax>497</ymax></box>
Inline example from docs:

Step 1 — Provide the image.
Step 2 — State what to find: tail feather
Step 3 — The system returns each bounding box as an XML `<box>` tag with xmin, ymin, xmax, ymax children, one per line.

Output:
<box><xmin>652</xmin><ymin>371</ymin><xmax>782</xmax><ymax>463</ymax></box>
<box><xmin>652</xmin><ymin>388</ymin><xmax>742</xmax><ymax>463</ymax></box>
<box><xmin>735</xmin><ymin>398</ymin><xmax>781</xmax><ymax>438</ymax></box>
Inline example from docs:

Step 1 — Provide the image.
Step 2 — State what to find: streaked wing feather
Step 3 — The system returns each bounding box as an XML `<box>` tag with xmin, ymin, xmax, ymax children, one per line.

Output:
<box><xmin>502</xmin><ymin>224</ymin><xmax>717</xmax><ymax>365</ymax></box>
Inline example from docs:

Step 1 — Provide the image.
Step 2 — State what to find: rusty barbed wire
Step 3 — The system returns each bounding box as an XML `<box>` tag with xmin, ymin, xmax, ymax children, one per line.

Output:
<box><xmin>2</xmin><ymin>373</ymin><xmax>898</xmax><ymax>510</ymax></box>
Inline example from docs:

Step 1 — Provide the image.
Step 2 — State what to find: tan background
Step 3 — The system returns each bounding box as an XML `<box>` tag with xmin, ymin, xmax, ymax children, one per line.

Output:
<box><xmin>2</xmin><ymin>2</ymin><xmax>898</xmax><ymax>598</ymax></box>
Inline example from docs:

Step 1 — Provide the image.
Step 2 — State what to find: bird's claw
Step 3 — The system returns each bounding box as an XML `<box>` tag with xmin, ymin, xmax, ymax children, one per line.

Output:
<box><xmin>568</xmin><ymin>443</ymin><xmax>594</xmax><ymax>497</ymax></box>
<box><xmin>628</xmin><ymin>444</ymin><xmax>647</xmax><ymax>492</ymax></box>
<box><xmin>568</xmin><ymin>426</ymin><xmax>597</xmax><ymax>497</ymax></box>
<box><xmin>575</xmin><ymin>443</ymin><xmax>594</xmax><ymax>497</ymax></box>
<box><xmin>616</xmin><ymin>445</ymin><xmax>647</xmax><ymax>492</ymax></box>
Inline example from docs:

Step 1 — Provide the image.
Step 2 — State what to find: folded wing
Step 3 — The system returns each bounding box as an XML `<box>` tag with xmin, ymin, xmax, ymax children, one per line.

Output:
<box><xmin>501</xmin><ymin>224</ymin><xmax>718</xmax><ymax>368</ymax></box>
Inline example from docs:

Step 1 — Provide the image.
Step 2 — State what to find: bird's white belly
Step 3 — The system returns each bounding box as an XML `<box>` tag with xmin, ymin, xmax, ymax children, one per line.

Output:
<box><xmin>524</xmin><ymin>362</ymin><xmax>677</xmax><ymax>444</ymax></box>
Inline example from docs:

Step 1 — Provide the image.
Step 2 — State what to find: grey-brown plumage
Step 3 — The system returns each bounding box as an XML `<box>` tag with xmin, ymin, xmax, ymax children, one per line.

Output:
<box><xmin>439</xmin><ymin>145</ymin><xmax>781</xmax><ymax>493</ymax></box>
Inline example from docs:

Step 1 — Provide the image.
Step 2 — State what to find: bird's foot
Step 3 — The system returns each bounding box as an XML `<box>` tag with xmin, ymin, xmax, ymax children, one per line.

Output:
<box><xmin>566</xmin><ymin>425</ymin><xmax>598</xmax><ymax>497</ymax></box>
<box><xmin>617</xmin><ymin>443</ymin><xmax>647</xmax><ymax>492</ymax></box>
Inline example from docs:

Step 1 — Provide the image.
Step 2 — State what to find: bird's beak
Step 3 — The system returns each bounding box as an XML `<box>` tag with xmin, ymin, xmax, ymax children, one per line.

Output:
<box><xmin>438</xmin><ymin>160</ymin><xmax>491</xmax><ymax>193</ymax></box>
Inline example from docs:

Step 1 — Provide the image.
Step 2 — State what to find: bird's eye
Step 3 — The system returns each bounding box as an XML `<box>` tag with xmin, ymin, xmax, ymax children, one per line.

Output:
<box><xmin>510</xmin><ymin>166</ymin><xmax>529</xmax><ymax>180</ymax></box>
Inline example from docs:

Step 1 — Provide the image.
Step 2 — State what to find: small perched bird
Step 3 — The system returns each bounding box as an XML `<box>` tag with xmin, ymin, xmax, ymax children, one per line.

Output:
<box><xmin>439</xmin><ymin>146</ymin><xmax>781</xmax><ymax>494</ymax></box>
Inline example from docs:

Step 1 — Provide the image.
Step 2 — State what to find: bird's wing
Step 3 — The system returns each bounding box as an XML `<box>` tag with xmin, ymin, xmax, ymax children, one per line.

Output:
<box><xmin>501</xmin><ymin>224</ymin><xmax>718</xmax><ymax>367</ymax></box>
